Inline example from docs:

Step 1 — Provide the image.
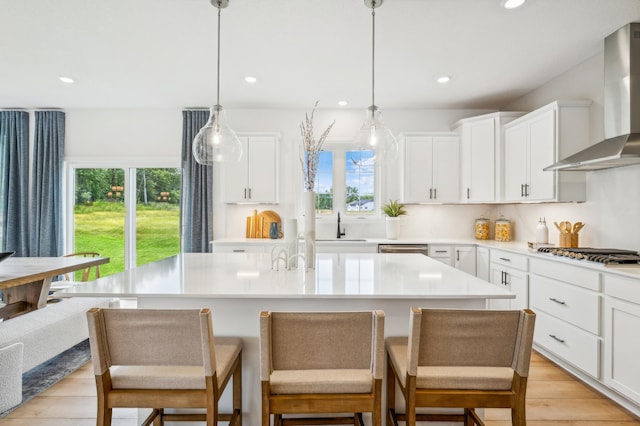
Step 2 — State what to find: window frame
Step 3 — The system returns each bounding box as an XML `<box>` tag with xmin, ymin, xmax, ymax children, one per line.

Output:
<box><xmin>315</xmin><ymin>141</ymin><xmax>383</xmax><ymax>222</ymax></box>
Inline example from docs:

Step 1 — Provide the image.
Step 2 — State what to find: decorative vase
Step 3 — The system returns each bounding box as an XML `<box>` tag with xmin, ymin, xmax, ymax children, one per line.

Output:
<box><xmin>304</xmin><ymin>191</ymin><xmax>316</xmax><ymax>268</ymax></box>
<box><xmin>386</xmin><ymin>217</ymin><xmax>400</xmax><ymax>240</ymax></box>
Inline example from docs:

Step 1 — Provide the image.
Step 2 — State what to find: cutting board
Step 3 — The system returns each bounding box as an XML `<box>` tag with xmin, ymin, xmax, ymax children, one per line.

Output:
<box><xmin>246</xmin><ymin>210</ymin><xmax>282</xmax><ymax>238</ymax></box>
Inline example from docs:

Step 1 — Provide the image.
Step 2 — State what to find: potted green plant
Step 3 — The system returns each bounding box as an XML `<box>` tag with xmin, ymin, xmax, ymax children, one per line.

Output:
<box><xmin>381</xmin><ymin>200</ymin><xmax>406</xmax><ymax>239</ymax></box>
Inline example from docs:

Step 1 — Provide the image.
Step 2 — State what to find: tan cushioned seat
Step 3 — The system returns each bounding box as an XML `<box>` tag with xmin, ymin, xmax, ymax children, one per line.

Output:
<box><xmin>270</xmin><ymin>369</ymin><xmax>373</xmax><ymax>394</ymax></box>
<box><xmin>386</xmin><ymin>335</ymin><xmax>514</xmax><ymax>391</ymax></box>
<box><xmin>111</xmin><ymin>336</ymin><xmax>242</xmax><ymax>391</ymax></box>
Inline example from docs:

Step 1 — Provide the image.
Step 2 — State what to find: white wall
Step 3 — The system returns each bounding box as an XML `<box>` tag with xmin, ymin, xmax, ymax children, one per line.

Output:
<box><xmin>62</xmin><ymin>52</ymin><xmax>640</xmax><ymax>251</ymax></box>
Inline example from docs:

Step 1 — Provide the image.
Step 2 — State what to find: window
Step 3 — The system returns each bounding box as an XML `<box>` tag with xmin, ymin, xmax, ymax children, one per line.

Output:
<box><xmin>66</xmin><ymin>164</ymin><xmax>181</xmax><ymax>277</ymax></box>
<box><xmin>313</xmin><ymin>143</ymin><xmax>379</xmax><ymax>218</ymax></box>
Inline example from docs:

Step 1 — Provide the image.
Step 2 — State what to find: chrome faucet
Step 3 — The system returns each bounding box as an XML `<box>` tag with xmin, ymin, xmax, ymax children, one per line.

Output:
<box><xmin>337</xmin><ymin>212</ymin><xmax>346</xmax><ymax>239</ymax></box>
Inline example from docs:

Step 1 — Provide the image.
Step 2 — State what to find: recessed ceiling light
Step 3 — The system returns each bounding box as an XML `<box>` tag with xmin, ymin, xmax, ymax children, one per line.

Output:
<box><xmin>59</xmin><ymin>76</ymin><xmax>74</xmax><ymax>84</ymax></box>
<box><xmin>437</xmin><ymin>76</ymin><xmax>451</xmax><ymax>84</ymax></box>
<box><xmin>244</xmin><ymin>76</ymin><xmax>257</xmax><ymax>83</ymax></box>
<box><xmin>502</xmin><ymin>0</ymin><xmax>525</xmax><ymax>9</ymax></box>
<box><xmin>338</xmin><ymin>100</ymin><xmax>348</xmax><ymax>106</ymax></box>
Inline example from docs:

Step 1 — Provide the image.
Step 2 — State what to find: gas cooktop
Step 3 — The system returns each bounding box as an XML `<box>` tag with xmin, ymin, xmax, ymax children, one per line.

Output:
<box><xmin>537</xmin><ymin>247</ymin><xmax>640</xmax><ymax>265</ymax></box>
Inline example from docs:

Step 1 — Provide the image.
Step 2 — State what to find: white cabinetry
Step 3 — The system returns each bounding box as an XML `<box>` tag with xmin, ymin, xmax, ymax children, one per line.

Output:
<box><xmin>503</xmin><ymin>100</ymin><xmax>591</xmax><ymax>202</ymax></box>
<box><xmin>211</xmin><ymin>241</ymin><xmax>271</xmax><ymax>253</ymax></box>
<box><xmin>454</xmin><ymin>245</ymin><xmax>476</xmax><ymax>276</ymax></box>
<box><xmin>604</xmin><ymin>273</ymin><xmax>640</xmax><ymax>405</ymax></box>
<box><xmin>428</xmin><ymin>244</ymin><xmax>452</xmax><ymax>266</ymax></box>
<box><xmin>476</xmin><ymin>246</ymin><xmax>490</xmax><ymax>281</ymax></box>
<box><xmin>489</xmin><ymin>249</ymin><xmax>528</xmax><ymax>310</ymax></box>
<box><xmin>529</xmin><ymin>257</ymin><xmax>601</xmax><ymax>379</ymax></box>
<box><xmin>315</xmin><ymin>242</ymin><xmax>378</xmax><ymax>253</ymax></box>
<box><xmin>452</xmin><ymin>112</ymin><xmax>523</xmax><ymax>203</ymax></box>
<box><xmin>401</xmin><ymin>133</ymin><xmax>459</xmax><ymax>203</ymax></box>
<box><xmin>222</xmin><ymin>134</ymin><xmax>278</xmax><ymax>203</ymax></box>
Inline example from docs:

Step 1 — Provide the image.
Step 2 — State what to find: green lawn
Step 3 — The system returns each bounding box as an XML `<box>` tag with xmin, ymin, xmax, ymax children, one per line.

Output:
<box><xmin>74</xmin><ymin>201</ymin><xmax>180</xmax><ymax>277</ymax></box>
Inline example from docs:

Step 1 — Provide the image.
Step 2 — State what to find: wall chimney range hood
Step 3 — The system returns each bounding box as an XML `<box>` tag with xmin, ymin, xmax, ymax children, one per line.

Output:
<box><xmin>545</xmin><ymin>23</ymin><xmax>640</xmax><ymax>171</ymax></box>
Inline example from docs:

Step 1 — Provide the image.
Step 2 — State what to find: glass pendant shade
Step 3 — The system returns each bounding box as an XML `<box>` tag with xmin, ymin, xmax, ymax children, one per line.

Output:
<box><xmin>192</xmin><ymin>105</ymin><xmax>242</xmax><ymax>166</ymax></box>
<box><xmin>354</xmin><ymin>105</ymin><xmax>398</xmax><ymax>160</ymax></box>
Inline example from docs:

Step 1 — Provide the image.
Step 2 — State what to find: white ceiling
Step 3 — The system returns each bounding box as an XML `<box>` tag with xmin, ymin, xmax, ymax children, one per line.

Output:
<box><xmin>2</xmin><ymin>0</ymin><xmax>640</xmax><ymax>111</ymax></box>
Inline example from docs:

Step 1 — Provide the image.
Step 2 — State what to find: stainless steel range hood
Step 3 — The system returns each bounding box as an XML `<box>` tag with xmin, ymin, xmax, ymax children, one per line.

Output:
<box><xmin>545</xmin><ymin>23</ymin><xmax>640</xmax><ymax>171</ymax></box>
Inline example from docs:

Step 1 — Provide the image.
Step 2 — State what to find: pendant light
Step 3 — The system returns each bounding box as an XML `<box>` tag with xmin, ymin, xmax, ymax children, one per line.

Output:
<box><xmin>193</xmin><ymin>0</ymin><xmax>242</xmax><ymax>165</ymax></box>
<box><xmin>353</xmin><ymin>0</ymin><xmax>398</xmax><ymax>160</ymax></box>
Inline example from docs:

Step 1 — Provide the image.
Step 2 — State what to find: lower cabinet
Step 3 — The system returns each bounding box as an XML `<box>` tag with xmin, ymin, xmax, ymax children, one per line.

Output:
<box><xmin>476</xmin><ymin>246</ymin><xmax>490</xmax><ymax>281</ymax></box>
<box><xmin>454</xmin><ymin>245</ymin><xmax>476</xmax><ymax>276</ymax></box>
<box><xmin>314</xmin><ymin>242</ymin><xmax>378</xmax><ymax>253</ymax></box>
<box><xmin>211</xmin><ymin>242</ymin><xmax>270</xmax><ymax>253</ymax></box>
<box><xmin>428</xmin><ymin>244</ymin><xmax>452</xmax><ymax>266</ymax></box>
<box><xmin>489</xmin><ymin>249</ymin><xmax>528</xmax><ymax>310</ymax></box>
<box><xmin>604</xmin><ymin>273</ymin><xmax>640</xmax><ymax>405</ymax></box>
<box><xmin>529</xmin><ymin>258</ymin><xmax>601</xmax><ymax>379</ymax></box>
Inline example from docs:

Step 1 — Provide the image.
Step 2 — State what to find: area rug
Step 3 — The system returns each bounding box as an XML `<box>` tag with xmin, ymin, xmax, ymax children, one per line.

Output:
<box><xmin>0</xmin><ymin>339</ymin><xmax>91</xmax><ymax>418</ymax></box>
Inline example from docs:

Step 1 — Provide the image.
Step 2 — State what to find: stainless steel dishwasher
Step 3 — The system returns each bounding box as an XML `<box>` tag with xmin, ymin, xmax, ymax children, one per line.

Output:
<box><xmin>378</xmin><ymin>244</ymin><xmax>429</xmax><ymax>256</ymax></box>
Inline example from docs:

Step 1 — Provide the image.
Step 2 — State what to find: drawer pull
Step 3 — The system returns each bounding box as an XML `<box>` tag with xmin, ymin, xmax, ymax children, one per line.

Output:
<box><xmin>549</xmin><ymin>334</ymin><xmax>565</xmax><ymax>343</ymax></box>
<box><xmin>499</xmin><ymin>257</ymin><xmax>511</xmax><ymax>262</ymax></box>
<box><xmin>549</xmin><ymin>297</ymin><xmax>566</xmax><ymax>305</ymax></box>
<box><xmin>232</xmin><ymin>249</ymin><xmax>246</xmax><ymax>253</ymax></box>
<box><xmin>435</xmin><ymin>250</ymin><xmax>447</xmax><ymax>253</ymax></box>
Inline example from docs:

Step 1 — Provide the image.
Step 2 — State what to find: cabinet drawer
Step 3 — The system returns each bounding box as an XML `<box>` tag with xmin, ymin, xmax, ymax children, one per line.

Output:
<box><xmin>490</xmin><ymin>249</ymin><xmax>527</xmax><ymax>271</ymax></box>
<box><xmin>429</xmin><ymin>245</ymin><xmax>452</xmax><ymax>258</ymax></box>
<box><xmin>534</xmin><ymin>310</ymin><xmax>600</xmax><ymax>379</ymax></box>
<box><xmin>530</xmin><ymin>257</ymin><xmax>600</xmax><ymax>291</ymax></box>
<box><xmin>604</xmin><ymin>273</ymin><xmax>640</xmax><ymax>305</ymax></box>
<box><xmin>530</xmin><ymin>274</ymin><xmax>600</xmax><ymax>335</ymax></box>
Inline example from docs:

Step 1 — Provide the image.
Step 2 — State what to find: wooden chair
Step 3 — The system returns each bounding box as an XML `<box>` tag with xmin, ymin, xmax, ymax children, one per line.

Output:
<box><xmin>86</xmin><ymin>307</ymin><xmax>242</xmax><ymax>426</ymax></box>
<box><xmin>63</xmin><ymin>252</ymin><xmax>102</xmax><ymax>281</ymax></box>
<box><xmin>386</xmin><ymin>308</ymin><xmax>536</xmax><ymax>426</ymax></box>
<box><xmin>259</xmin><ymin>310</ymin><xmax>385</xmax><ymax>426</ymax></box>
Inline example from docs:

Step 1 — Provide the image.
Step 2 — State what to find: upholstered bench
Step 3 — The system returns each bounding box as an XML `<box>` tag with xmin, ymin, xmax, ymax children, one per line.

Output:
<box><xmin>0</xmin><ymin>297</ymin><xmax>111</xmax><ymax>373</ymax></box>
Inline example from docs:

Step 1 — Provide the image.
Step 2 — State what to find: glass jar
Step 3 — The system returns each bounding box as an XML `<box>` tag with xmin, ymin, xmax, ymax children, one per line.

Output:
<box><xmin>495</xmin><ymin>217</ymin><xmax>512</xmax><ymax>242</ymax></box>
<box><xmin>475</xmin><ymin>218</ymin><xmax>490</xmax><ymax>240</ymax></box>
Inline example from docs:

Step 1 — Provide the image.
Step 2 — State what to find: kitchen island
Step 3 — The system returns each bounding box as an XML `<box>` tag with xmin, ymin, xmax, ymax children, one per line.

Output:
<box><xmin>62</xmin><ymin>252</ymin><xmax>514</xmax><ymax>425</ymax></box>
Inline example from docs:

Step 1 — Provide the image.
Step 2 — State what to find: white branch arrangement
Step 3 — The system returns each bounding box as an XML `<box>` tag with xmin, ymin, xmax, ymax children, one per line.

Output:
<box><xmin>300</xmin><ymin>101</ymin><xmax>335</xmax><ymax>191</ymax></box>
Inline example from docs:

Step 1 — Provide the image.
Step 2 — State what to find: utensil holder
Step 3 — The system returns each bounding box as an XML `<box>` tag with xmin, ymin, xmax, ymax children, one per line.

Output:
<box><xmin>559</xmin><ymin>232</ymin><xmax>579</xmax><ymax>248</ymax></box>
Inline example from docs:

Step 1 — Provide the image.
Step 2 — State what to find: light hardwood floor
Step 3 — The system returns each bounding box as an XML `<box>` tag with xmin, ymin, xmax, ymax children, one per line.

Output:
<box><xmin>2</xmin><ymin>352</ymin><xmax>639</xmax><ymax>425</ymax></box>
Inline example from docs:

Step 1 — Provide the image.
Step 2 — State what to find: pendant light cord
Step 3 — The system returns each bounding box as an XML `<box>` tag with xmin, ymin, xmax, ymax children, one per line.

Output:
<box><xmin>371</xmin><ymin>4</ymin><xmax>376</xmax><ymax>107</ymax></box>
<box><xmin>216</xmin><ymin>4</ymin><xmax>222</xmax><ymax>107</ymax></box>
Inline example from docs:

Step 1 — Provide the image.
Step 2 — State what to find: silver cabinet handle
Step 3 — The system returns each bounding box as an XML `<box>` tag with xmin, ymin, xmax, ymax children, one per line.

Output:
<box><xmin>248</xmin><ymin>188</ymin><xmax>252</xmax><ymax>199</ymax></box>
<box><xmin>232</xmin><ymin>249</ymin><xmax>246</xmax><ymax>253</ymax></box>
<box><xmin>549</xmin><ymin>334</ymin><xmax>566</xmax><ymax>343</ymax></box>
<box><xmin>429</xmin><ymin>188</ymin><xmax>433</xmax><ymax>199</ymax></box>
<box><xmin>456</xmin><ymin>250</ymin><xmax>460</xmax><ymax>261</ymax></box>
<box><xmin>521</xmin><ymin>184</ymin><xmax>524</xmax><ymax>197</ymax></box>
<box><xmin>244</xmin><ymin>188</ymin><xmax>247</xmax><ymax>199</ymax></box>
<box><xmin>549</xmin><ymin>297</ymin><xmax>566</xmax><ymax>305</ymax></box>
<box><xmin>524</xmin><ymin>183</ymin><xmax>529</xmax><ymax>197</ymax></box>
<box><xmin>499</xmin><ymin>257</ymin><xmax>511</xmax><ymax>262</ymax></box>
<box><xmin>434</xmin><ymin>188</ymin><xmax>437</xmax><ymax>199</ymax></box>
<box><xmin>467</xmin><ymin>188</ymin><xmax>470</xmax><ymax>199</ymax></box>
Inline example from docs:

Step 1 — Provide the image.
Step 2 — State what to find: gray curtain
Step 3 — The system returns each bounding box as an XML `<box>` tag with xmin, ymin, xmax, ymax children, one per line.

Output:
<box><xmin>181</xmin><ymin>110</ymin><xmax>213</xmax><ymax>253</ymax></box>
<box><xmin>0</xmin><ymin>111</ymin><xmax>30</xmax><ymax>256</ymax></box>
<box><xmin>30</xmin><ymin>111</ymin><xmax>65</xmax><ymax>256</ymax></box>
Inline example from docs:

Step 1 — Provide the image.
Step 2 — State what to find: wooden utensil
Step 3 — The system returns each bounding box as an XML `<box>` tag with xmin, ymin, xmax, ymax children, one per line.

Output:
<box><xmin>573</xmin><ymin>222</ymin><xmax>584</xmax><ymax>233</ymax></box>
<box><xmin>554</xmin><ymin>221</ymin><xmax>563</xmax><ymax>232</ymax></box>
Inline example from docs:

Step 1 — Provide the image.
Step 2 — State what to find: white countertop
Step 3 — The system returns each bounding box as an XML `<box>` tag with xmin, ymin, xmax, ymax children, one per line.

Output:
<box><xmin>61</xmin><ymin>252</ymin><xmax>514</xmax><ymax>300</ymax></box>
<box><xmin>212</xmin><ymin>238</ymin><xmax>640</xmax><ymax>279</ymax></box>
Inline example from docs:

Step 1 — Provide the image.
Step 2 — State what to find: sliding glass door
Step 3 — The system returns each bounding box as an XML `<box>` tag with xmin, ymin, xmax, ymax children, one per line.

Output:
<box><xmin>67</xmin><ymin>165</ymin><xmax>180</xmax><ymax>277</ymax></box>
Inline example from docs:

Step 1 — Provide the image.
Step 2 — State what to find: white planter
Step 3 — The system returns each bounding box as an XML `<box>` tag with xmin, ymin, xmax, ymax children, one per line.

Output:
<box><xmin>386</xmin><ymin>217</ymin><xmax>400</xmax><ymax>240</ymax></box>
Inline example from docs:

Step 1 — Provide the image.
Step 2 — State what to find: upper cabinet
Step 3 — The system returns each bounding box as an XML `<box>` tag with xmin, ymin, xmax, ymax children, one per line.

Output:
<box><xmin>503</xmin><ymin>100</ymin><xmax>591</xmax><ymax>203</ymax></box>
<box><xmin>452</xmin><ymin>112</ymin><xmax>524</xmax><ymax>203</ymax></box>
<box><xmin>400</xmin><ymin>133</ymin><xmax>460</xmax><ymax>204</ymax></box>
<box><xmin>221</xmin><ymin>134</ymin><xmax>279</xmax><ymax>203</ymax></box>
